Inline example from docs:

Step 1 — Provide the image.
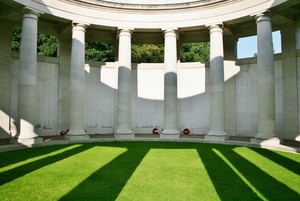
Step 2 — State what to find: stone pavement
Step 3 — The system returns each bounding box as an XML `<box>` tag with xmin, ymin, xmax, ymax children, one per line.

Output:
<box><xmin>0</xmin><ymin>134</ymin><xmax>299</xmax><ymax>154</ymax></box>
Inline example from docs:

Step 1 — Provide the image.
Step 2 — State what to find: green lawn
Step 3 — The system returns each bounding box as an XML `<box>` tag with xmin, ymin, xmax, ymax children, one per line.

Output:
<box><xmin>0</xmin><ymin>141</ymin><xmax>299</xmax><ymax>201</ymax></box>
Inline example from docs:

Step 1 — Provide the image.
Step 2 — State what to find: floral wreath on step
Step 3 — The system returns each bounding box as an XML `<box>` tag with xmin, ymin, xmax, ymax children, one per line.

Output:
<box><xmin>152</xmin><ymin>127</ymin><xmax>159</xmax><ymax>134</ymax></box>
<box><xmin>182</xmin><ymin>128</ymin><xmax>190</xmax><ymax>134</ymax></box>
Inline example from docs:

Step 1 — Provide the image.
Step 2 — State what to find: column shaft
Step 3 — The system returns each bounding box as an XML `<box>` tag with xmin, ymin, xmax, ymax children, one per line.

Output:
<box><xmin>115</xmin><ymin>29</ymin><xmax>134</xmax><ymax>139</ymax></box>
<box><xmin>161</xmin><ymin>29</ymin><xmax>180</xmax><ymax>139</ymax></box>
<box><xmin>15</xmin><ymin>9</ymin><xmax>42</xmax><ymax>144</ymax></box>
<box><xmin>205</xmin><ymin>24</ymin><xmax>227</xmax><ymax>140</ymax></box>
<box><xmin>66</xmin><ymin>23</ymin><xmax>89</xmax><ymax>140</ymax></box>
<box><xmin>252</xmin><ymin>11</ymin><xmax>279</xmax><ymax>144</ymax></box>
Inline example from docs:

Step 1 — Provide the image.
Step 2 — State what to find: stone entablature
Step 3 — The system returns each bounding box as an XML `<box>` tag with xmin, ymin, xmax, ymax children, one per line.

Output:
<box><xmin>62</xmin><ymin>0</ymin><xmax>238</xmax><ymax>11</ymax></box>
<box><xmin>25</xmin><ymin>0</ymin><xmax>277</xmax><ymax>29</ymax></box>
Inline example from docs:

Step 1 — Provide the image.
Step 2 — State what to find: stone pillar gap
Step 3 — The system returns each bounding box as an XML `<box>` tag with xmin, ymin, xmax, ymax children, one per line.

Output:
<box><xmin>13</xmin><ymin>8</ymin><xmax>43</xmax><ymax>145</ymax></box>
<box><xmin>0</xmin><ymin>21</ymin><xmax>14</xmax><ymax>139</ymax></box>
<box><xmin>65</xmin><ymin>22</ymin><xmax>90</xmax><ymax>141</ymax></box>
<box><xmin>114</xmin><ymin>29</ymin><xmax>134</xmax><ymax>139</ymax></box>
<box><xmin>251</xmin><ymin>11</ymin><xmax>279</xmax><ymax>145</ymax></box>
<box><xmin>160</xmin><ymin>29</ymin><xmax>180</xmax><ymax>139</ymax></box>
<box><xmin>205</xmin><ymin>24</ymin><xmax>228</xmax><ymax>141</ymax></box>
<box><xmin>281</xmin><ymin>24</ymin><xmax>299</xmax><ymax>141</ymax></box>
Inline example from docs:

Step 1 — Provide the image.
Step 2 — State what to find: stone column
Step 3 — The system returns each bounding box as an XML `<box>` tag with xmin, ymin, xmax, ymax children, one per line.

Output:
<box><xmin>160</xmin><ymin>29</ymin><xmax>180</xmax><ymax>139</ymax></box>
<box><xmin>65</xmin><ymin>22</ymin><xmax>90</xmax><ymax>141</ymax></box>
<box><xmin>115</xmin><ymin>29</ymin><xmax>134</xmax><ymax>139</ymax></box>
<box><xmin>205</xmin><ymin>24</ymin><xmax>228</xmax><ymax>141</ymax></box>
<box><xmin>251</xmin><ymin>11</ymin><xmax>279</xmax><ymax>145</ymax></box>
<box><xmin>14</xmin><ymin>9</ymin><xmax>43</xmax><ymax>145</ymax></box>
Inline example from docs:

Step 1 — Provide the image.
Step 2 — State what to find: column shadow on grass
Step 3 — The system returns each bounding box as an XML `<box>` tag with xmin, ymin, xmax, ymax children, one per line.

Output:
<box><xmin>59</xmin><ymin>145</ymin><xmax>150</xmax><ymax>201</ymax></box>
<box><xmin>214</xmin><ymin>147</ymin><xmax>300</xmax><ymax>200</ymax></box>
<box><xmin>0</xmin><ymin>144</ymin><xmax>75</xmax><ymax>169</ymax></box>
<box><xmin>1</xmin><ymin>142</ymin><xmax>299</xmax><ymax>200</ymax></box>
<box><xmin>196</xmin><ymin>146</ymin><xmax>260</xmax><ymax>201</ymax></box>
<box><xmin>0</xmin><ymin>144</ymin><xmax>95</xmax><ymax>186</ymax></box>
<box><xmin>249</xmin><ymin>147</ymin><xmax>300</xmax><ymax>175</ymax></box>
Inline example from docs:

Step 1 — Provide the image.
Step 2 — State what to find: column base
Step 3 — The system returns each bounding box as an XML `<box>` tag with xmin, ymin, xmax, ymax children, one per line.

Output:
<box><xmin>295</xmin><ymin>135</ymin><xmax>300</xmax><ymax>141</ymax></box>
<box><xmin>114</xmin><ymin>129</ymin><xmax>135</xmax><ymax>139</ymax></box>
<box><xmin>11</xmin><ymin>137</ymin><xmax>43</xmax><ymax>145</ymax></box>
<box><xmin>205</xmin><ymin>135</ymin><xmax>229</xmax><ymax>141</ymax></box>
<box><xmin>65</xmin><ymin>134</ymin><xmax>90</xmax><ymax>141</ymax></box>
<box><xmin>254</xmin><ymin>133</ymin><xmax>277</xmax><ymax>140</ymax></box>
<box><xmin>160</xmin><ymin>129</ymin><xmax>180</xmax><ymax>139</ymax></box>
<box><xmin>205</xmin><ymin>130</ymin><xmax>228</xmax><ymax>141</ymax></box>
<box><xmin>114</xmin><ymin>133</ymin><xmax>135</xmax><ymax>139</ymax></box>
<box><xmin>250</xmin><ymin>137</ymin><xmax>280</xmax><ymax>146</ymax></box>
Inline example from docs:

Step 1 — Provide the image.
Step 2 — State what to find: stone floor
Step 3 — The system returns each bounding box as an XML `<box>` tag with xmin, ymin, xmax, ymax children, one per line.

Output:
<box><xmin>0</xmin><ymin>134</ymin><xmax>299</xmax><ymax>154</ymax></box>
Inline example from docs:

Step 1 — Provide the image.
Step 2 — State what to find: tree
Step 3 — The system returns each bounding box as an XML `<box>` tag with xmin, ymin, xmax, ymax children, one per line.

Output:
<box><xmin>12</xmin><ymin>28</ymin><xmax>58</xmax><ymax>57</ymax></box>
<box><xmin>131</xmin><ymin>44</ymin><xmax>164</xmax><ymax>63</ymax></box>
<box><xmin>12</xmin><ymin>28</ymin><xmax>22</xmax><ymax>52</ymax></box>
<box><xmin>37</xmin><ymin>33</ymin><xmax>58</xmax><ymax>57</ymax></box>
<box><xmin>85</xmin><ymin>41</ymin><xmax>115</xmax><ymax>62</ymax></box>
<box><xmin>12</xmin><ymin>28</ymin><xmax>210</xmax><ymax>62</ymax></box>
<box><xmin>181</xmin><ymin>42</ymin><xmax>210</xmax><ymax>62</ymax></box>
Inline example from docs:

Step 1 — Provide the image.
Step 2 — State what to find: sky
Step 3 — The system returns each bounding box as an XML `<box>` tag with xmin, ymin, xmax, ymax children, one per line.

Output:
<box><xmin>237</xmin><ymin>31</ymin><xmax>281</xmax><ymax>59</ymax></box>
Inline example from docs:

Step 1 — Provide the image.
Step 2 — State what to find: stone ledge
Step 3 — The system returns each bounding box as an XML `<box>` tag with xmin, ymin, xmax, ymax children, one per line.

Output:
<box><xmin>0</xmin><ymin>135</ymin><xmax>299</xmax><ymax>154</ymax></box>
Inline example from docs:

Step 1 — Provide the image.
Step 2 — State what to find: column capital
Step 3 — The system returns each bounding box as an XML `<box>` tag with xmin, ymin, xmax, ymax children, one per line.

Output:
<box><xmin>22</xmin><ymin>7</ymin><xmax>43</xmax><ymax>20</ymax></box>
<box><xmin>253</xmin><ymin>10</ymin><xmax>272</xmax><ymax>23</ymax></box>
<box><xmin>118</xmin><ymin>29</ymin><xmax>133</xmax><ymax>38</ymax></box>
<box><xmin>206</xmin><ymin>23</ymin><xmax>223</xmax><ymax>34</ymax></box>
<box><xmin>206</xmin><ymin>23</ymin><xmax>223</xmax><ymax>28</ymax></box>
<box><xmin>163</xmin><ymin>29</ymin><xmax>178</xmax><ymax>39</ymax></box>
<box><xmin>72</xmin><ymin>22</ymin><xmax>89</xmax><ymax>32</ymax></box>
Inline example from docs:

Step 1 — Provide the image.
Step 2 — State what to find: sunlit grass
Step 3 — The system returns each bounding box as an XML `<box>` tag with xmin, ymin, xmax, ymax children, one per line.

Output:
<box><xmin>233</xmin><ymin>147</ymin><xmax>300</xmax><ymax>194</ymax></box>
<box><xmin>117</xmin><ymin>149</ymin><xmax>218</xmax><ymax>201</ymax></box>
<box><xmin>0</xmin><ymin>144</ymin><xmax>83</xmax><ymax>172</ymax></box>
<box><xmin>0</xmin><ymin>142</ymin><xmax>299</xmax><ymax>201</ymax></box>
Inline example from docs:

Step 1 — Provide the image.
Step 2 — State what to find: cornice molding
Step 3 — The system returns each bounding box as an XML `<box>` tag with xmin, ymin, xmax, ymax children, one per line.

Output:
<box><xmin>59</xmin><ymin>0</ymin><xmax>240</xmax><ymax>12</ymax></box>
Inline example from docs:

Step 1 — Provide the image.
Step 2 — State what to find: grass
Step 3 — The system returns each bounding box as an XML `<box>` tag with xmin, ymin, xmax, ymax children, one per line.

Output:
<box><xmin>0</xmin><ymin>141</ymin><xmax>299</xmax><ymax>201</ymax></box>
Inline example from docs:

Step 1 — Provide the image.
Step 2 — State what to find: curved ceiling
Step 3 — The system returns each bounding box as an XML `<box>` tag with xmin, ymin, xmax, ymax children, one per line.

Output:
<box><xmin>101</xmin><ymin>0</ymin><xmax>201</xmax><ymax>4</ymax></box>
<box><xmin>64</xmin><ymin>0</ymin><xmax>229</xmax><ymax>10</ymax></box>
<box><xmin>1</xmin><ymin>0</ymin><xmax>300</xmax><ymax>44</ymax></box>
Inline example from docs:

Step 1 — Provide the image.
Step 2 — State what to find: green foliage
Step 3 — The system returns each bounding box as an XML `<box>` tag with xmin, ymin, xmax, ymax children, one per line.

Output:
<box><xmin>12</xmin><ymin>28</ymin><xmax>58</xmax><ymax>57</ymax></box>
<box><xmin>37</xmin><ymin>33</ymin><xmax>58</xmax><ymax>57</ymax></box>
<box><xmin>131</xmin><ymin>44</ymin><xmax>164</xmax><ymax>63</ymax></box>
<box><xmin>12</xmin><ymin>28</ymin><xmax>210</xmax><ymax>62</ymax></box>
<box><xmin>181</xmin><ymin>42</ymin><xmax>210</xmax><ymax>62</ymax></box>
<box><xmin>85</xmin><ymin>41</ymin><xmax>115</xmax><ymax>62</ymax></box>
<box><xmin>11</xmin><ymin>28</ymin><xmax>21</xmax><ymax>52</ymax></box>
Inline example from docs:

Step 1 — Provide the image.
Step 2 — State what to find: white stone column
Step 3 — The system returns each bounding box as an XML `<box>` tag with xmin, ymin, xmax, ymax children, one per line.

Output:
<box><xmin>160</xmin><ymin>29</ymin><xmax>180</xmax><ymax>139</ymax></box>
<box><xmin>65</xmin><ymin>22</ymin><xmax>90</xmax><ymax>141</ymax></box>
<box><xmin>115</xmin><ymin>29</ymin><xmax>134</xmax><ymax>139</ymax></box>
<box><xmin>251</xmin><ymin>11</ymin><xmax>279</xmax><ymax>145</ymax></box>
<box><xmin>13</xmin><ymin>9</ymin><xmax>43</xmax><ymax>145</ymax></box>
<box><xmin>205</xmin><ymin>24</ymin><xmax>228</xmax><ymax>141</ymax></box>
